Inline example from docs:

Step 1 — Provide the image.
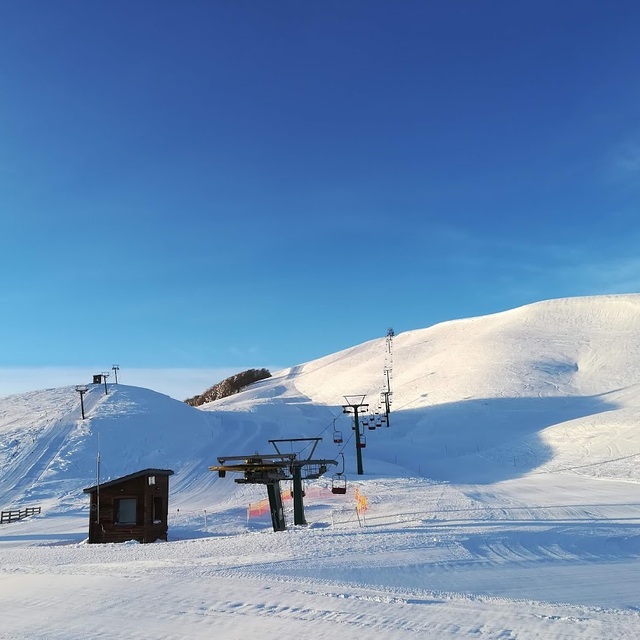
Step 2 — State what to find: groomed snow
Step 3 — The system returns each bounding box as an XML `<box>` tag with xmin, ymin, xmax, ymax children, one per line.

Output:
<box><xmin>2</xmin><ymin>294</ymin><xmax>640</xmax><ymax>638</ymax></box>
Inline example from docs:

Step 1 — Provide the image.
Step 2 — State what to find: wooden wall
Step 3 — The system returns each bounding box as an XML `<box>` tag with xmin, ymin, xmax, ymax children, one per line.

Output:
<box><xmin>87</xmin><ymin>473</ymin><xmax>171</xmax><ymax>544</ymax></box>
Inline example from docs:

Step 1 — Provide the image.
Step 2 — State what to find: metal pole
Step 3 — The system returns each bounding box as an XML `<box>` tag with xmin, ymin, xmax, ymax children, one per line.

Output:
<box><xmin>96</xmin><ymin>435</ymin><xmax>101</xmax><ymax>541</ymax></box>
<box><xmin>382</xmin><ymin>378</ymin><xmax>391</xmax><ymax>426</ymax></box>
<box><xmin>266</xmin><ymin>482</ymin><xmax>286</xmax><ymax>532</ymax></box>
<box><xmin>292</xmin><ymin>465</ymin><xmax>306</xmax><ymax>526</ymax></box>
<box><xmin>75</xmin><ymin>386</ymin><xmax>88</xmax><ymax>420</ymax></box>
<box><xmin>353</xmin><ymin>407</ymin><xmax>364</xmax><ymax>475</ymax></box>
<box><xmin>344</xmin><ymin>396</ymin><xmax>367</xmax><ymax>476</ymax></box>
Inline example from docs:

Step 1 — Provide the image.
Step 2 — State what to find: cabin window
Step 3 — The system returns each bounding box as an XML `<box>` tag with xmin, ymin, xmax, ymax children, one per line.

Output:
<box><xmin>148</xmin><ymin>476</ymin><xmax>156</xmax><ymax>486</ymax></box>
<box><xmin>115</xmin><ymin>498</ymin><xmax>137</xmax><ymax>525</ymax></box>
<box><xmin>152</xmin><ymin>496</ymin><xmax>163</xmax><ymax>524</ymax></box>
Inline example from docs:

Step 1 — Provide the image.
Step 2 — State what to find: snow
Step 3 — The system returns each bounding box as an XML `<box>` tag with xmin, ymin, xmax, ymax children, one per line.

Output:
<box><xmin>2</xmin><ymin>294</ymin><xmax>640</xmax><ymax>638</ymax></box>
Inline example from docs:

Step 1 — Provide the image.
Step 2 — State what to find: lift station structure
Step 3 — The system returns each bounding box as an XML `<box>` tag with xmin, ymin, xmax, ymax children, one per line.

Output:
<box><xmin>210</xmin><ymin>438</ymin><xmax>336</xmax><ymax>532</ymax></box>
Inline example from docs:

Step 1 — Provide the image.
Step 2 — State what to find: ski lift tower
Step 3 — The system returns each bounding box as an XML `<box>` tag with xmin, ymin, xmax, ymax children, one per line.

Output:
<box><xmin>210</xmin><ymin>453</ymin><xmax>294</xmax><ymax>531</ymax></box>
<box><xmin>342</xmin><ymin>395</ymin><xmax>369</xmax><ymax>475</ymax></box>
<box><xmin>210</xmin><ymin>446</ymin><xmax>337</xmax><ymax>531</ymax></box>
<box><xmin>381</xmin><ymin>327</ymin><xmax>394</xmax><ymax>425</ymax></box>
<box><xmin>269</xmin><ymin>438</ymin><xmax>337</xmax><ymax>526</ymax></box>
<box><xmin>75</xmin><ymin>385</ymin><xmax>89</xmax><ymax>420</ymax></box>
<box><xmin>100</xmin><ymin>372</ymin><xmax>110</xmax><ymax>395</ymax></box>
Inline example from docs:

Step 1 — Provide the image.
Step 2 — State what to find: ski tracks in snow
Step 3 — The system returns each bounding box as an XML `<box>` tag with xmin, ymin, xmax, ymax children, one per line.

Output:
<box><xmin>0</xmin><ymin>387</ymin><xmax>106</xmax><ymax>507</ymax></box>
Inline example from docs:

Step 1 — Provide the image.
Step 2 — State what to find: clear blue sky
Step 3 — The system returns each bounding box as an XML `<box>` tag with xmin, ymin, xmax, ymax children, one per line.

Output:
<box><xmin>2</xmin><ymin>1</ymin><xmax>640</xmax><ymax>373</ymax></box>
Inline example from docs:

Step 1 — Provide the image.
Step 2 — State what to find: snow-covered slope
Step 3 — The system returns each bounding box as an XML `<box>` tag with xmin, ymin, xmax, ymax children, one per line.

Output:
<box><xmin>3</xmin><ymin>294</ymin><xmax>640</xmax><ymax>639</ymax></box>
<box><xmin>3</xmin><ymin>293</ymin><xmax>640</xmax><ymax>513</ymax></box>
<box><xmin>204</xmin><ymin>293</ymin><xmax>640</xmax><ymax>483</ymax></box>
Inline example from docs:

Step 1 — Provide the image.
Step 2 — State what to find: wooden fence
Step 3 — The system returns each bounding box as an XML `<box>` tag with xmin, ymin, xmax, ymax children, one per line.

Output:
<box><xmin>0</xmin><ymin>506</ymin><xmax>41</xmax><ymax>524</ymax></box>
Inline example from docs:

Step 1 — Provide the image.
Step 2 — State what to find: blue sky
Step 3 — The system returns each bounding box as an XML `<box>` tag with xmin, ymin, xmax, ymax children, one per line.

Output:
<box><xmin>2</xmin><ymin>1</ymin><xmax>640</xmax><ymax>392</ymax></box>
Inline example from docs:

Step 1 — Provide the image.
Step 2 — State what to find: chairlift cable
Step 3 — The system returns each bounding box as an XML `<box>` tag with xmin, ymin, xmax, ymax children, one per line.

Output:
<box><xmin>335</xmin><ymin>430</ymin><xmax>354</xmax><ymax>457</ymax></box>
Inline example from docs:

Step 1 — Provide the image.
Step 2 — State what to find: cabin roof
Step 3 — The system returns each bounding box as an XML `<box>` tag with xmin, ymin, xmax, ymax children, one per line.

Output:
<box><xmin>83</xmin><ymin>468</ymin><xmax>174</xmax><ymax>493</ymax></box>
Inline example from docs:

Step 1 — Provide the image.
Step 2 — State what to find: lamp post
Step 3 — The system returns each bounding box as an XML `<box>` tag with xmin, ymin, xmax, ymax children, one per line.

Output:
<box><xmin>75</xmin><ymin>385</ymin><xmax>89</xmax><ymax>420</ymax></box>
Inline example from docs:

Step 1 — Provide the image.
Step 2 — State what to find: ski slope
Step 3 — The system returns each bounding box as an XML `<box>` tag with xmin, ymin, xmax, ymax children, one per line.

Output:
<box><xmin>2</xmin><ymin>294</ymin><xmax>640</xmax><ymax>638</ymax></box>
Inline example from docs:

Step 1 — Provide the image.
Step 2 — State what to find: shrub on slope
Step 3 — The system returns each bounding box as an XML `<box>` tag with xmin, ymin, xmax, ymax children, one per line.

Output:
<box><xmin>185</xmin><ymin>368</ymin><xmax>271</xmax><ymax>406</ymax></box>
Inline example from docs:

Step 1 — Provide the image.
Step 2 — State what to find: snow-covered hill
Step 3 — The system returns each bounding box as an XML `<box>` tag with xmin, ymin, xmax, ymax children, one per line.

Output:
<box><xmin>4</xmin><ymin>294</ymin><xmax>640</xmax><ymax>513</ymax></box>
<box><xmin>205</xmin><ymin>293</ymin><xmax>640</xmax><ymax>484</ymax></box>
<box><xmin>3</xmin><ymin>294</ymin><xmax>640</xmax><ymax>639</ymax></box>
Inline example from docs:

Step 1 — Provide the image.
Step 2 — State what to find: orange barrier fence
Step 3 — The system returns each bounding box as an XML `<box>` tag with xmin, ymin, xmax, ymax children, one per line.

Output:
<box><xmin>247</xmin><ymin>498</ymin><xmax>271</xmax><ymax>518</ymax></box>
<box><xmin>247</xmin><ymin>486</ymin><xmax>342</xmax><ymax>520</ymax></box>
<box><xmin>355</xmin><ymin>488</ymin><xmax>368</xmax><ymax>515</ymax></box>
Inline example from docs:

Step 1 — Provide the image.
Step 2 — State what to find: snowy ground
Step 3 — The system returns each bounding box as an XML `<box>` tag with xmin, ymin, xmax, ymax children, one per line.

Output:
<box><xmin>2</xmin><ymin>295</ymin><xmax>640</xmax><ymax>638</ymax></box>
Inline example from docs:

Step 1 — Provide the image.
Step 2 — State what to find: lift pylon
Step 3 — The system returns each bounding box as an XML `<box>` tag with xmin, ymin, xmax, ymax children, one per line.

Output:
<box><xmin>210</xmin><ymin>453</ymin><xmax>294</xmax><ymax>531</ymax></box>
<box><xmin>343</xmin><ymin>396</ymin><xmax>368</xmax><ymax>475</ymax></box>
<box><xmin>269</xmin><ymin>438</ymin><xmax>337</xmax><ymax>526</ymax></box>
<box><xmin>211</xmin><ymin>442</ymin><xmax>337</xmax><ymax>531</ymax></box>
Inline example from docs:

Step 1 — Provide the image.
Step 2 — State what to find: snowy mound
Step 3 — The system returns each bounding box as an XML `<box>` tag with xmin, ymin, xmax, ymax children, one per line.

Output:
<box><xmin>2</xmin><ymin>294</ymin><xmax>640</xmax><ymax>515</ymax></box>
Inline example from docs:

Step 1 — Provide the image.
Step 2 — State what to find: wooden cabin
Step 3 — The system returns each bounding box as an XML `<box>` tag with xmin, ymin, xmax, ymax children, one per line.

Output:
<box><xmin>83</xmin><ymin>468</ymin><xmax>174</xmax><ymax>544</ymax></box>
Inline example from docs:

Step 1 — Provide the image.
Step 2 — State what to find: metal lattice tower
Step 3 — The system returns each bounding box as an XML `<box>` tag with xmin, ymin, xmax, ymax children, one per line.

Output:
<box><xmin>381</xmin><ymin>328</ymin><xmax>394</xmax><ymax>424</ymax></box>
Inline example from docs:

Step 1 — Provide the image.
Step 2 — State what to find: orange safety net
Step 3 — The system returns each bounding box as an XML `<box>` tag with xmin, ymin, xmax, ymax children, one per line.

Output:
<box><xmin>354</xmin><ymin>487</ymin><xmax>368</xmax><ymax>514</ymax></box>
<box><xmin>247</xmin><ymin>487</ymin><xmax>339</xmax><ymax>519</ymax></box>
<box><xmin>247</xmin><ymin>498</ymin><xmax>270</xmax><ymax>518</ymax></box>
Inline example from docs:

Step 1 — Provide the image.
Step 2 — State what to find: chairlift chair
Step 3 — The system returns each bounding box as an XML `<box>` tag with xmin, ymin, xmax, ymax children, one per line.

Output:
<box><xmin>333</xmin><ymin>430</ymin><xmax>343</xmax><ymax>444</ymax></box>
<box><xmin>357</xmin><ymin>435</ymin><xmax>367</xmax><ymax>449</ymax></box>
<box><xmin>331</xmin><ymin>474</ymin><xmax>347</xmax><ymax>495</ymax></box>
